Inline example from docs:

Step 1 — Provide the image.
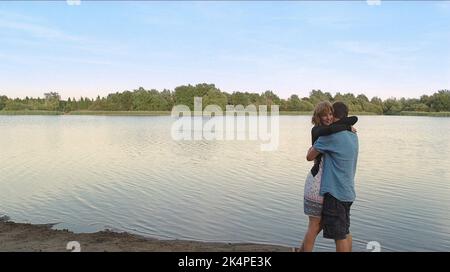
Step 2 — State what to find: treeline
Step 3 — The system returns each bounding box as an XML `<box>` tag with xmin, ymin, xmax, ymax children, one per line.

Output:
<box><xmin>1</xmin><ymin>84</ymin><xmax>449</xmax><ymax>114</ymax></box>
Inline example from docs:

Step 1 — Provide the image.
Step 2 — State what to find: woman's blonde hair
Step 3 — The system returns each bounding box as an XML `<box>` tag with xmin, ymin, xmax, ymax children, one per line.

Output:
<box><xmin>311</xmin><ymin>101</ymin><xmax>333</xmax><ymax>126</ymax></box>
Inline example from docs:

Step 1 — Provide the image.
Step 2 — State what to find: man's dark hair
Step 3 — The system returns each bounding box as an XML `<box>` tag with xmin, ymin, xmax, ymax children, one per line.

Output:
<box><xmin>332</xmin><ymin>102</ymin><xmax>349</xmax><ymax>119</ymax></box>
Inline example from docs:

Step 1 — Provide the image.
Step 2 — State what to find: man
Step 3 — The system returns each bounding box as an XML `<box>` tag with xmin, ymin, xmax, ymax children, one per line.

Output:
<box><xmin>306</xmin><ymin>102</ymin><xmax>359</xmax><ymax>252</ymax></box>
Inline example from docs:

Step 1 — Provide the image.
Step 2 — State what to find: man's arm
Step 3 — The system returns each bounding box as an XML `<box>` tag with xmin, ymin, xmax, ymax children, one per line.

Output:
<box><xmin>308</xmin><ymin>134</ymin><xmax>333</xmax><ymax>161</ymax></box>
<box><xmin>306</xmin><ymin>146</ymin><xmax>321</xmax><ymax>161</ymax></box>
<box><xmin>311</xmin><ymin>116</ymin><xmax>358</xmax><ymax>144</ymax></box>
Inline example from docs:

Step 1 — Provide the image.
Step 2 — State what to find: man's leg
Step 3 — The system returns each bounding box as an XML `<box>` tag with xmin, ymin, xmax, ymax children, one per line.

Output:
<box><xmin>335</xmin><ymin>234</ymin><xmax>352</xmax><ymax>252</ymax></box>
<box><xmin>335</xmin><ymin>236</ymin><xmax>350</xmax><ymax>252</ymax></box>
<box><xmin>322</xmin><ymin>194</ymin><xmax>353</xmax><ymax>252</ymax></box>
<box><xmin>347</xmin><ymin>233</ymin><xmax>352</xmax><ymax>252</ymax></box>
<box><xmin>344</xmin><ymin>202</ymin><xmax>352</xmax><ymax>252</ymax></box>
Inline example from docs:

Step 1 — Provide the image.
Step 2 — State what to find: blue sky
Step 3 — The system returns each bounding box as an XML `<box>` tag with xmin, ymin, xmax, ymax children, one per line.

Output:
<box><xmin>0</xmin><ymin>1</ymin><xmax>449</xmax><ymax>100</ymax></box>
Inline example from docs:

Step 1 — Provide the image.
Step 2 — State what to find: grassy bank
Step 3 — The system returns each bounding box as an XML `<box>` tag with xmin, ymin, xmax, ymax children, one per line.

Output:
<box><xmin>0</xmin><ymin>110</ymin><xmax>62</xmax><ymax>115</ymax></box>
<box><xmin>0</xmin><ymin>110</ymin><xmax>448</xmax><ymax>117</ymax></box>
<box><xmin>279</xmin><ymin>111</ymin><xmax>378</xmax><ymax>116</ymax></box>
<box><xmin>399</xmin><ymin>111</ymin><xmax>450</xmax><ymax>117</ymax></box>
<box><xmin>68</xmin><ymin>110</ymin><xmax>171</xmax><ymax>116</ymax></box>
<box><xmin>71</xmin><ymin>111</ymin><xmax>378</xmax><ymax>116</ymax></box>
<box><xmin>348</xmin><ymin>111</ymin><xmax>378</xmax><ymax>116</ymax></box>
<box><xmin>73</xmin><ymin>110</ymin><xmax>312</xmax><ymax>116</ymax></box>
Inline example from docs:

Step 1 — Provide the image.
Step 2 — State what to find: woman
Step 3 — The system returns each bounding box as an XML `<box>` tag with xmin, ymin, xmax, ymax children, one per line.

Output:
<box><xmin>296</xmin><ymin>101</ymin><xmax>357</xmax><ymax>252</ymax></box>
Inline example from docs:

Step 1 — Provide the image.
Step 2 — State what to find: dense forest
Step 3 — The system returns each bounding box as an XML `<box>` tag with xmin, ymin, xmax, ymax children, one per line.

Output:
<box><xmin>1</xmin><ymin>83</ymin><xmax>449</xmax><ymax>115</ymax></box>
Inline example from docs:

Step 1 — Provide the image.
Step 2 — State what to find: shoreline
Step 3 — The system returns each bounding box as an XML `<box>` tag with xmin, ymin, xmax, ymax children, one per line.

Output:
<box><xmin>0</xmin><ymin>220</ymin><xmax>290</xmax><ymax>252</ymax></box>
<box><xmin>1</xmin><ymin>110</ymin><xmax>448</xmax><ymax>117</ymax></box>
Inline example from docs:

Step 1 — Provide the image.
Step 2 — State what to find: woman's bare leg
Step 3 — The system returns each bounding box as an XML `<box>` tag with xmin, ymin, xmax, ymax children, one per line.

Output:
<box><xmin>299</xmin><ymin>216</ymin><xmax>322</xmax><ymax>252</ymax></box>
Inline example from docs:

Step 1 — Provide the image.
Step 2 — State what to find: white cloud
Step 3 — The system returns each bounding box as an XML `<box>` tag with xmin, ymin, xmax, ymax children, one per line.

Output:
<box><xmin>0</xmin><ymin>10</ymin><xmax>38</xmax><ymax>23</ymax></box>
<box><xmin>0</xmin><ymin>52</ymin><xmax>113</xmax><ymax>66</ymax></box>
<box><xmin>304</xmin><ymin>15</ymin><xmax>356</xmax><ymax>30</ymax></box>
<box><xmin>0</xmin><ymin>19</ymin><xmax>82</xmax><ymax>42</ymax></box>
<box><xmin>366</xmin><ymin>0</ymin><xmax>382</xmax><ymax>6</ymax></box>
<box><xmin>332</xmin><ymin>40</ymin><xmax>420</xmax><ymax>72</ymax></box>
<box><xmin>436</xmin><ymin>2</ymin><xmax>450</xmax><ymax>9</ymax></box>
<box><xmin>0</xmin><ymin>10</ymin><xmax>129</xmax><ymax>57</ymax></box>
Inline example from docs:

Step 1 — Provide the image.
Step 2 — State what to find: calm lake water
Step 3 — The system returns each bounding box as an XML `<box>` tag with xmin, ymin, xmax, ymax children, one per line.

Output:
<box><xmin>0</xmin><ymin>115</ymin><xmax>449</xmax><ymax>251</ymax></box>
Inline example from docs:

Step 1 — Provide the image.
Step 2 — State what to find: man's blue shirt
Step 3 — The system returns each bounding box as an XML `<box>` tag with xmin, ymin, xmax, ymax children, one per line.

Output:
<box><xmin>313</xmin><ymin>130</ymin><xmax>358</xmax><ymax>202</ymax></box>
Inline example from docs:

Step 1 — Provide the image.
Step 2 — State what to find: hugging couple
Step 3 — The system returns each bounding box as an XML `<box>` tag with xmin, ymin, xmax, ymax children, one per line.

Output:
<box><xmin>296</xmin><ymin>101</ymin><xmax>359</xmax><ymax>252</ymax></box>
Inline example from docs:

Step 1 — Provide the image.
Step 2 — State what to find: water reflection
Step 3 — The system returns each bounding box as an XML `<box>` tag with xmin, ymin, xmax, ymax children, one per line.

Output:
<box><xmin>0</xmin><ymin>115</ymin><xmax>449</xmax><ymax>251</ymax></box>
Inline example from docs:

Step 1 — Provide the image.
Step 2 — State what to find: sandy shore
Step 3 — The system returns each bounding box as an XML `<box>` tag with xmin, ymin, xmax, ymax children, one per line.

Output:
<box><xmin>0</xmin><ymin>219</ymin><xmax>290</xmax><ymax>252</ymax></box>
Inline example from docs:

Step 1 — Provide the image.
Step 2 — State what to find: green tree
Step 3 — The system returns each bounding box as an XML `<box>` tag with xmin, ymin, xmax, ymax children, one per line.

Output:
<box><xmin>357</xmin><ymin>94</ymin><xmax>369</xmax><ymax>103</ymax></box>
<box><xmin>160</xmin><ymin>89</ymin><xmax>174</xmax><ymax>110</ymax></box>
<box><xmin>429</xmin><ymin>90</ymin><xmax>450</xmax><ymax>112</ymax></box>
<box><xmin>299</xmin><ymin>100</ymin><xmax>314</xmax><ymax>111</ymax></box>
<box><xmin>174</xmin><ymin>84</ymin><xmax>197</xmax><ymax>110</ymax></box>
<box><xmin>310</xmin><ymin>90</ymin><xmax>333</xmax><ymax>105</ymax></box>
<box><xmin>194</xmin><ymin>83</ymin><xmax>216</xmax><ymax>98</ymax></box>
<box><xmin>231</xmin><ymin>92</ymin><xmax>250</xmax><ymax>106</ymax></box>
<box><xmin>287</xmin><ymin>94</ymin><xmax>302</xmax><ymax>111</ymax></box>
<box><xmin>132</xmin><ymin>88</ymin><xmax>152</xmax><ymax>111</ymax></box>
<box><xmin>44</xmin><ymin>92</ymin><xmax>61</xmax><ymax>111</ymax></box>
<box><xmin>412</xmin><ymin>103</ymin><xmax>429</xmax><ymax>112</ymax></box>
<box><xmin>247</xmin><ymin>92</ymin><xmax>262</xmax><ymax>105</ymax></box>
<box><xmin>4</xmin><ymin>98</ymin><xmax>29</xmax><ymax>110</ymax></box>
<box><xmin>2</xmin><ymin>85</ymin><xmax>449</xmax><ymax>115</ymax></box>
<box><xmin>261</xmin><ymin>90</ymin><xmax>281</xmax><ymax>107</ymax></box>
<box><xmin>0</xmin><ymin>95</ymin><xmax>8</xmax><ymax>110</ymax></box>
<box><xmin>383</xmin><ymin>98</ymin><xmax>403</xmax><ymax>114</ymax></box>
<box><xmin>89</xmin><ymin>95</ymin><xmax>105</xmax><ymax>111</ymax></box>
<box><xmin>64</xmin><ymin>97</ymin><xmax>72</xmax><ymax>113</ymax></box>
<box><xmin>203</xmin><ymin>88</ymin><xmax>228</xmax><ymax>110</ymax></box>
<box><xmin>148</xmin><ymin>89</ymin><xmax>169</xmax><ymax>111</ymax></box>
<box><xmin>362</xmin><ymin>101</ymin><xmax>383</xmax><ymax>114</ymax></box>
<box><xmin>371</xmin><ymin>97</ymin><xmax>383</xmax><ymax>106</ymax></box>
<box><xmin>356</xmin><ymin>94</ymin><xmax>370</xmax><ymax>111</ymax></box>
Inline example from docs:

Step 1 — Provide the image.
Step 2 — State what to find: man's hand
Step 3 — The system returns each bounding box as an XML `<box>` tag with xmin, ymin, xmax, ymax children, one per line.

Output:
<box><xmin>351</xmin><ymin>126</ymin><xmax>357</xmax><ymax>133</ymax></box>
<box><xmin>306</xmin><ymin>146</ymin><xmax>320</xmax><ymax>161</ymax></box>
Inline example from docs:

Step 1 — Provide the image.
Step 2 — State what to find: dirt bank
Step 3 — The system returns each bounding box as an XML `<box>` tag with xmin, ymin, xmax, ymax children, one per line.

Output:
<box><xmin>0</xmin><ymin>220</ymin><xmax>290</xmax><ymax>252</ymax></box>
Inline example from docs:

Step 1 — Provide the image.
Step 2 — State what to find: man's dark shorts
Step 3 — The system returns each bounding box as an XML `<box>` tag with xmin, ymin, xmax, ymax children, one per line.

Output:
<box><xmin>321</xmin><ymin>193</ymin><xmax>353</xmax><ymax>240</ymax></box>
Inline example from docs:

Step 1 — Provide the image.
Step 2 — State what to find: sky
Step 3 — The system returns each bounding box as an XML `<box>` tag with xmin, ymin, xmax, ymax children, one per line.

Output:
<box><xmin>0</xmin><ymin>0</ymin><xmax>449</xmax><ymax>100</ymax></box>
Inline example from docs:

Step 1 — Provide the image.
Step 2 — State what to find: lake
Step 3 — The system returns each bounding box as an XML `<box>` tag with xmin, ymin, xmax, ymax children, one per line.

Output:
<box><xmin>0</xmin><ymin>115</ymin><xmax>449</xmax><ymax>251</ymax></box>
